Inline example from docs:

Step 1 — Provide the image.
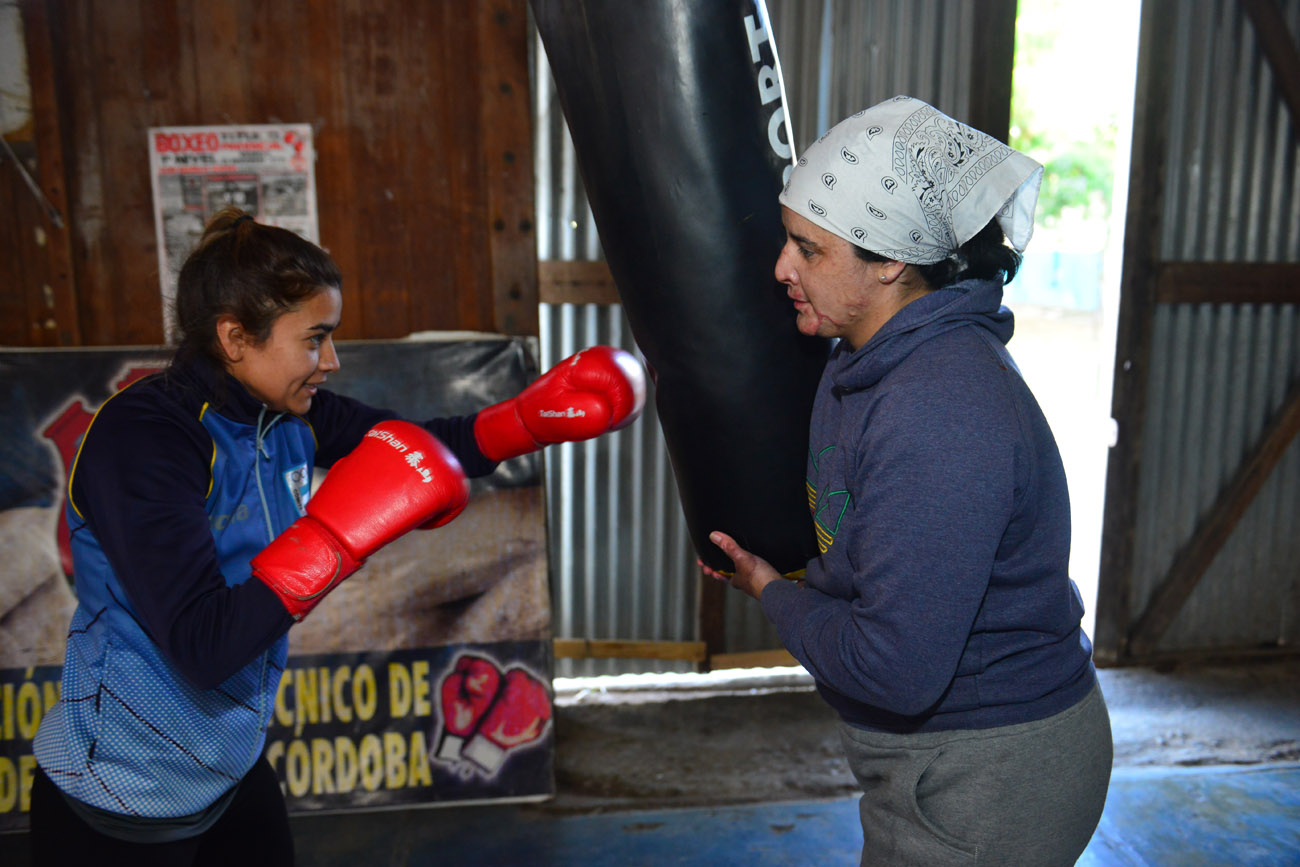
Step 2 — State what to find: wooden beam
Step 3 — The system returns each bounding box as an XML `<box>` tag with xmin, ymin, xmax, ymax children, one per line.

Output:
<box><xmin>1240</xmin><ymin>0</ymin><xmax>1300</xmax><ymax>139</ymax></box>
<box><xmin>14</xmin><ymin>0</ymin><xmax>77</xmax><ymax>346</ymax></box>
<box><xmin>537</xmin><ymin>259</ymin><xmax>622</xmax><ymax>306</ymax></box>
<box><xmin>1154</xmin><ymin>262</ymin><xmax>1300</xmax><ymax>305</ymax></box>
<box><xmin>480</xmin><ymin>0</ymin><xmax>539</xmax><ymax>335</ymax></box>
<box><xmin>698</xmin><ymin>567</ymin><xmax>728</xmax><ymax>673</ymax></box>
<box><xmin>709</xmin><ymin>649</ymin><xmax>800</xmax><ymax>671</ymax></box>
<box><xmin>1104</xmin><ymin>644</ymin><xmax>1299</xmax><ymax>668</ymax></box>
<box><xmin>1127</xmin><ymin>374</ymin><xmax>1300</xmax><ymax>656</ymax></box>
<box><xmin>553</xmin><ymin>638</ymin><xmax>708</xmax><ymax>661</ymax></box>
<box><xmin>1095</xmin><ymin>0</ymin><xmax>1176</xmax><ymax>664</ymax></box>
<box><xmin>965</xmin><ymin>0</ymin><xmax>1019</xmax><ymax>141</ymax></box>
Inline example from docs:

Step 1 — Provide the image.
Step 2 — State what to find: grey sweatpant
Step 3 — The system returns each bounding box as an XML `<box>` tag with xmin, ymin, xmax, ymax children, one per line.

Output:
<box><xmin>839</xmin><ymin>683</ymin><xmax>1112</xmax><ymax>866</ymax></box>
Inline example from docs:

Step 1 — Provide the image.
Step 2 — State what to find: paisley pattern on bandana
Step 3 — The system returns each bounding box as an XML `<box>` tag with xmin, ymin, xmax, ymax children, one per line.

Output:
<box><xmin>779</xmin><ymin>95</ymin><xmax>1043</xmax><ymax>265</ymax></box>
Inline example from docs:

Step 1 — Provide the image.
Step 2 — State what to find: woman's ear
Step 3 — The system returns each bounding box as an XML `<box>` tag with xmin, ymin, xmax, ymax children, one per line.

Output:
<box><xmin>877</xmin><ymin>259</ymin><xmax>909</xmax><ymax>284</ymax></box>
<box><xmin>215</xmin><ymin>314</ymin><xmax>246</xmax><ymax>364</ymax></box>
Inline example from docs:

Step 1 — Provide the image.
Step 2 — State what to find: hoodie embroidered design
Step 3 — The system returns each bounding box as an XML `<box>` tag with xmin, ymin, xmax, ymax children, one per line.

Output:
<box><xmin>808</xmin><ymin>445</ymin><xmax>851</xmax><ymax>554</ymax></box>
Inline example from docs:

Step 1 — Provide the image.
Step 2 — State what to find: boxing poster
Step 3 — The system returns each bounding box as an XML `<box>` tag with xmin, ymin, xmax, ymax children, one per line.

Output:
<box><xmin>0</xmin><ymin>337</ymin><xmax>554</xmax><ymax>833</ymax></box>
<box><xmin>148</xmin><ymin>123</ymin><xmax>319</xmax><ymax>342</ymax></box>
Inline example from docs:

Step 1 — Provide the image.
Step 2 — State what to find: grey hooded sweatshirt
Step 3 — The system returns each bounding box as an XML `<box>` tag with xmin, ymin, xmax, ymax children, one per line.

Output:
<box><xmin>761</xmin><ymin>278</ymin><xmax>1097</xmax><ymax>733</ymax></box>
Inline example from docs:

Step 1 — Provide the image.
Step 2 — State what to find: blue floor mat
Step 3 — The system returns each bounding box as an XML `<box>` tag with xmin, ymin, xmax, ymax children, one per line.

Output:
<box><xmin>287</xmin><ymin>763</ymin><xmax>1300</xmax><ymax>866</ymax></box>
<box><xmin>1080</xmin><ymin>764</ymin><xmax>1300</xmax><ymax>867</ymax></box>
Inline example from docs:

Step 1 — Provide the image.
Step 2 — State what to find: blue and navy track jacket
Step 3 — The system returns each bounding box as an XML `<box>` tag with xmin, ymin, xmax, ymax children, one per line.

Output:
<box><xmin>33</xmin><ymin>355</ymin><xmax>496</xmax><ymax>819</ymax></box>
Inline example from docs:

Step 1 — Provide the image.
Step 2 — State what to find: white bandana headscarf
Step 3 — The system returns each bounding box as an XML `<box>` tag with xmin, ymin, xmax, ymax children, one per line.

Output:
<box><xmin>779</xmin><ymin>95</ymin><xmax>1043</xmax><ymax>265</ymax></box>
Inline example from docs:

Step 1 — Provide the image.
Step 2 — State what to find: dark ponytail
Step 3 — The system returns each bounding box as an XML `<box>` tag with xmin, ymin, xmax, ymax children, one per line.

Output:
<box><xmin>854</xmin><ymin>218</ymin><xmax>1022</xmax><ymax>289</ymax></box>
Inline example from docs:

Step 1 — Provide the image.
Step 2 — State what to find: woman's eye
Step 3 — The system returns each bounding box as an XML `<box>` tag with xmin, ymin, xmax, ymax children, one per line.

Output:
<box><xmin>308</xmin><ymin>334</ymin><xmax>324</xmax><ymax>348</ymax></box>
<box><xmin>799</xmin><ymin>246</ymin><xmax>815</xmax><ymax>260</ymax></box>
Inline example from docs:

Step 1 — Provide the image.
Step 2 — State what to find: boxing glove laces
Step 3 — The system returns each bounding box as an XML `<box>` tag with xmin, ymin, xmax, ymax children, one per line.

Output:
<box><xmin>252</xmin><ymin>420</ymin><xmax>469</xmax><ymax>620</ymax></box>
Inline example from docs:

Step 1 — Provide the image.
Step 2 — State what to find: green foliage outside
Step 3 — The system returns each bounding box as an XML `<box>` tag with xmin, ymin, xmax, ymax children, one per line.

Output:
<box><xmin>1012</xmin><ymin>125</ymin><xmax>1117</xmax><ymax>230</ymax></box>
<box><xmin>1009</xmin><ymin>0</ymin><xmax>1128</xmax><ymax>234</ymax></box>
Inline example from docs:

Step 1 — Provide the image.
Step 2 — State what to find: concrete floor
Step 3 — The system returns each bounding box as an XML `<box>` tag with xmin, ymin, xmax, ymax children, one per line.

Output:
<box><xmin>540</xmin><ymin>658</ymin><xmax>1300</xmax><ymax>811</ymax></box>
<box><xmin>10</xmin><ymin>658</ymin><xmax>1297</xmax><ymax>864</ymax></box>
<box><xmin>287</xmin><ymin>763</ymin><xmax>1300</xmax><ymax>865</ymax></box>
<box><xmin>289</xmin><ymin>657</ymin><xmax>1300</xmax><ymax>864</ymax></box>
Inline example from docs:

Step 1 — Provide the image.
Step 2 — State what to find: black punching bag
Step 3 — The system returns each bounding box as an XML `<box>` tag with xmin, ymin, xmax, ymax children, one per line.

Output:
<box><xmin>532</xmin><ymin>0</ymin><xmax>829</xmax><ymax>574</ymax></box>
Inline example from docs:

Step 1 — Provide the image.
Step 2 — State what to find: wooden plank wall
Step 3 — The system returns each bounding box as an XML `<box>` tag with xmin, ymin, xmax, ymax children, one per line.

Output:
<box><xmin>3</xmin><ymin>0</ymin><xmax>536</xmax><ymax>348</ymax></box>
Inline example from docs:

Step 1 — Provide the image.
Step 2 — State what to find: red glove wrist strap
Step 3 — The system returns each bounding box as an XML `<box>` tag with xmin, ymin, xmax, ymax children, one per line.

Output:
<box><xmin>251</xmin><ymin>517</ymin><xmax>363</xmax><ymax>621</ymax></box>
<box><xmin>474</xmin><ymin>400</ymin><xmax>541</xmax><ymax>462</ymax></box>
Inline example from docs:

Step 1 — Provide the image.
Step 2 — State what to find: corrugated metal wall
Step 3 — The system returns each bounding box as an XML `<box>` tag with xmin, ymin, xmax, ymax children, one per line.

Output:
<box><xmin>789</xmin><ymin>0</ymin><xmax>975</xmax><ymax>140</ymax></box>
<box><xmin>1126</xmin><ymin>0</ymin><xmax>1300</xmax><ymax>654</ymax></box>
<box><xmin>1137</xmin><ymin>305</ymin><xmax>1300</xmax><ymax>650</ymax></box>
<box><xmin>533</xmin><ymin>22</ymin><xmax>699</xmax><ymax>675</ymax></box>
<box><xmin>766</xmin><ymin>0</ymin><xmax>979</xmax><ymax>155</ymax></box>
<box><xmin>1159</xmin><ymin>1</ymin><xmax>1300</xmax><ymax>262</ymax></box>
<box><xmin>533</xmin><ymin>1</ymin><xmax>1009</xmax><ymax>675</ymax></box>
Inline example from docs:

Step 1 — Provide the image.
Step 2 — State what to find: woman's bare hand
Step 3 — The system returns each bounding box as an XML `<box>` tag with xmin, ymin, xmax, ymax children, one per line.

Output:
<box><xmin>698</xmin><ymin>531</ymin><xmax>782</xmax><ymax>600</ymax></box>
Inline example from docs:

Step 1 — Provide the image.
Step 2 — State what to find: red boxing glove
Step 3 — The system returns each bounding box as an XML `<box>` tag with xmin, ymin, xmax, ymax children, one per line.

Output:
<box><xmin>251</xmin><ymin>420</ymin><xmax>469</xmax><ymax>620</ymax></box>
<box><xmin>436</xmin><ymin>655</ymin><xmax>503</xmax><ymax>761</ymax></box>
<box><xmin>473</xmin><ymin>346</ymin><xmax>646</xmax><ymax>462</ymax></box>
<box><xmin>462</xmin><ymin>668</ymin><xmax>552</xmax><ymax>773</ymax></box>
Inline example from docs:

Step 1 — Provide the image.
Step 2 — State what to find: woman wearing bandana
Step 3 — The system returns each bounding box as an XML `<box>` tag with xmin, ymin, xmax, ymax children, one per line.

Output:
<box><xmin>702</xmin><ymin>96</ymin><xmax>1112</xmax><ymax>865</ymax></box>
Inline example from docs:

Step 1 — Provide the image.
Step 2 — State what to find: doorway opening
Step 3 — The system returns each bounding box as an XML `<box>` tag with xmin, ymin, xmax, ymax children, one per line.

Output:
<box><xmin>1007</xmin><ymin>0</ymin><xmax>1142</xmax><ymax>640</ymax></box>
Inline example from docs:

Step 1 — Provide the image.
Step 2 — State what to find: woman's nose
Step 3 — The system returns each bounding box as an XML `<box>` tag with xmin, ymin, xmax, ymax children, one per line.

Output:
<box><xmin>320</xmin><ymin>336</ymin><xmax>340</xmax><ymax>372</ymax></box>
<box><xmin>774</xmin><ymin>245</ymin><xmax>796</xmax><ymax>286</ymax></box>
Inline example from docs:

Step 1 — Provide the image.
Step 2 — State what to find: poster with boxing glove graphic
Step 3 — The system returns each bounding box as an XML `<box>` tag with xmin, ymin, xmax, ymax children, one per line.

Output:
<box><xmin>0</xmin><ymin>338</ymin><xmax>555</xmax><ymax>831</ymax></box>
<box><xmin>434</xmin><ymin>654</ymin><xmax>552</xmax><ymax>780</ymax></box>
